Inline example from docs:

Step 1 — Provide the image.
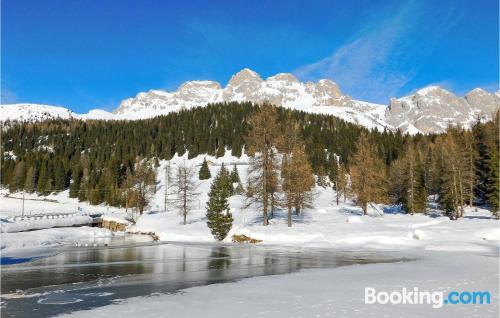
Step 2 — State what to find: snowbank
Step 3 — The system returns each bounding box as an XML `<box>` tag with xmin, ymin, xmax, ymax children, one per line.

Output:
<box><xmin>1</xmin><ymin>226</ymin><xmax>113</xmax><ymax>255</ymax></box>
<box><xmin>1</xmin><ymin>215</ymin><xmax>93</xmax><ymax>233</ymax></box>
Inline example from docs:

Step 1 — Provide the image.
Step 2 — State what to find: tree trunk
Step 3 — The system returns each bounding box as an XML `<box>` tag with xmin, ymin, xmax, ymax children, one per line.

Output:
<box><xmin>270</xmin><ymin>193</ymin><xmax>275</xmax><ymax>219</ymax></box>
<box><xmin>336</xmin><ymin>180</ymin><xmax>339</xmax><ymax>205</ymax></box>
<box><xmin>287</xmin><ymin>205</ymin><xmax>292</xmax><ymax>227</ymax></box>
<box><xmin>263</xmin><ymin>189</ymin><xmax>269</xmax><ymax>226</ymax></box>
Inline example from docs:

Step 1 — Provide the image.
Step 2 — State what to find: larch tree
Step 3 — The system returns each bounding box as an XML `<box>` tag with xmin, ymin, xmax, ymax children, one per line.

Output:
<box><xmin>126</xmin><ymin>158</ymin><xmax>157</xmax><ymax>215</ymax></box>
<box><xmin>350</xmin><ymin>133</ymin><xmax>387</xmax><ymax>215</ymax></box>
<box><xmin>173</xmin><ymin>162</ymin><xmax>199</xmax><ymax>225</ymax></box>
<box><xmin>335</xmin><ymin>160</ymin><xmax>349</xmax><ymax>205</ymax></box>
<box><xmin>390</xmin><ymin>144</ymin><xmax>427</xmax><ymax>214</ymax></box>
<box><xmin>244</xmin><ymin>103</ymin><xmax>281</xmax><ymax>226</ymax></box>
<box><xmin>281</xmin><ymin>145</ymin><xmax>315</xmax><ymax>226</ymax></box>
<box><xmin>436</xmin><ymin>130</ymin><xmax>468</xmax><ymax>219</ymax></box>
<box><xmin>463</xmin><ymin>131</ymin><xmax>477</xmax><ymax>206</ymax></box>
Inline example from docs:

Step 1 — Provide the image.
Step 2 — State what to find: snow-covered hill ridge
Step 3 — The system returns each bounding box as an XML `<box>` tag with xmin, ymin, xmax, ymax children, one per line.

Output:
<box><xmin>1</xmin><ymin>69</ymin><xmax>499</xmax><ymax>134</ymax></box>
<box><xmin>0</xmin><ymin>104</ymin><xmax>115</xmax><ymax>122</ymax></box>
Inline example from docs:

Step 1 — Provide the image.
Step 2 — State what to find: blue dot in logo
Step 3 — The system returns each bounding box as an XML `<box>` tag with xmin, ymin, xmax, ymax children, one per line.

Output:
<box><xmin>444</xmin><ymin>299</ymin><xmax>448</xmax><ymax>304</ymax></box>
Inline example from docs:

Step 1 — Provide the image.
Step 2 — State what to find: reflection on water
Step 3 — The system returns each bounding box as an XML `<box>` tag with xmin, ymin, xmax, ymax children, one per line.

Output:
<box><xmin>1</xmin><ymin>237</ymin><xmax>413</xmax><ymax>318</ymax></box>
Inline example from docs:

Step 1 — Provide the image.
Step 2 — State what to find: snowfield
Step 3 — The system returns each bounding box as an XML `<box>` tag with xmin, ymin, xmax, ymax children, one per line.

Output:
<box><xmin>1</xmin><ymin>151</ymin><xmax>499</xmax><ymax>317</ymax></box>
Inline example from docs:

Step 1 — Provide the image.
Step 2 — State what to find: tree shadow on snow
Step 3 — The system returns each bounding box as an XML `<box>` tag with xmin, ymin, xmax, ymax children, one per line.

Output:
<box><xmin>243</xmin><ymin>208</ymin><xmax>314</xmax><ymax>225</ymax></box>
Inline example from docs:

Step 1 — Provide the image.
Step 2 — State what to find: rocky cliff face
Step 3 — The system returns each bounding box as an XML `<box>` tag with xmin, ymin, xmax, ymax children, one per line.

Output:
<box><xmin>113</xmin><ymin>68</ymin><xmax>356</xmax><ymax>119</ymax></box>
<box><xmin>386</xmin><ymin>86</ymin><xmax>499</xmax><ymax>133</ymax></box>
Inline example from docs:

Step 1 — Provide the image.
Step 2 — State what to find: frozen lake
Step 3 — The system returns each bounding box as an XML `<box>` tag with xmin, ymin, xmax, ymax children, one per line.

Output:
<box><xmin>0</xmin><ymin>236</ymin><xmax>412</xmax><ymax>317</ymax></box>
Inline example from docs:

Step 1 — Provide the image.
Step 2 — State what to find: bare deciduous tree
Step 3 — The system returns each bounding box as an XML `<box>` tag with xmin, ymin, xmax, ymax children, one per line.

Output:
<box><xmin>173</xmin><ymin>162</ymin><xmax>199</xmax><ymax>225</ymax></box>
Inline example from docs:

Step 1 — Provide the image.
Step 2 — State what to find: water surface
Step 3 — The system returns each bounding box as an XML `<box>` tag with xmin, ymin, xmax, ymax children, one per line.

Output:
<box><xmin>1</xmin><ymin>237</ymin><xmax>412</xmax><ymax>318</ymax></box>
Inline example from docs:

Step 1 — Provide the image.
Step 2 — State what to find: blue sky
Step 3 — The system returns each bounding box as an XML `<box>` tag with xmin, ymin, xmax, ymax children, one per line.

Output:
<box><xmin>2</xmin><ymin>0</ymin><xmax>498</xmax><ymax>112</ymax></box>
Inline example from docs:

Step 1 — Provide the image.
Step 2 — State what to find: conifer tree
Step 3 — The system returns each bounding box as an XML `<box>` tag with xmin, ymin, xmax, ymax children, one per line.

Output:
<box><xmin>245</xmin><ymin>103</ymin><xmax>280</xmax><ymax>226</ymax></box>
<box><xmin>11</xmin><ymin>161</ymin><xmax>26</xmax><ymax>192</ymax></box>
<box><xmin>335</xmin><ymin>160</ymin><xmax>348</xmax><ymax>205</ymax></box>
<box><xmin>78</xmin><ymin>167</ymin><xmax>90</xmax><ymax>202</ymax></box>
<box><xmin>436</xmin><ymin>130</ymin><xmax>468</xmax><ymax>219</ymax></box>
<box><xmin>24</xmin><ymin>166</ymin><xmax>36</xmax><ymax>193</ymax></box>
<box><xmin>125</xmin><ymin>158</ymin><xmax>157</xmax><ymax>215</ymax></box>
<box><xmin>390</xmin><ymin>144</ymin><xmax>427</xmax><ymax>213</ymax></box>
<box><xmin>69</xmin><ymin>164</ymin><xmax>82</xmax><ymax>198</ymax></box>
<box><xmin>206</xmin><ymin>168</ymin><xmax>233</xmax><ymax>240</ymax></box>
<box><xmin>316</xmin><ymin>165</ymin><xmax>328</xmax><ymax>188</ymax></box>
<box><xmin>350</xmin><ymin>133</ymin><xmax>387</xmax><ymax>214</ymax></box>
<box><xmin>37</xmin><ymin>162</ymin><xmax>48</xmax><ymax>194</ymax></box>
<box><xmin>281</xmin><ymin>145</ymin><xmax>315</xmax><ymax>226</ymax></box>
<box><xmin>230</xmin><ymin>164</ymin><xmax>240</xmax><ymax>184</ymax></box>
<box><xmin>174</xmin><ymin>162</ymin><xmax>199</xmax><ymax>225</ymax></box>
<box><xmin>198</xmin><ymin>157</ymin><xmax>211</xmax><ymax>180</ymax></box>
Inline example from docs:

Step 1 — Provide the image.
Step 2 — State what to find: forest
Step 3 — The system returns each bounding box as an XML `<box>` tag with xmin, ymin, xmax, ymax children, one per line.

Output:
<box><xmin>1</xmin><ymin>102</ymin><xmax>498</xmax><ymax>219</ymax></box>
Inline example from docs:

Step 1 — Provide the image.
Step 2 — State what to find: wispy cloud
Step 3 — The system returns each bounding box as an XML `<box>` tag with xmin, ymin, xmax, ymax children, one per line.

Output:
<box><xmin>1</xmin><ymin>84</ymin><xmax>17</xmax><ymax>104</ymax></box>
<box><xmin>294</xmin><ymin>0</ymin><xmax>463</xmax><ymax>103</ymax></box>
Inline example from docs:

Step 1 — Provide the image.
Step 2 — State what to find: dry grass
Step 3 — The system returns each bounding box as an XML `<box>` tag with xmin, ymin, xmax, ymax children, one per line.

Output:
<box><xmin>231</xmin><ymin>234</ymin><xmax>262</xmax><ymax>244</ymax></box>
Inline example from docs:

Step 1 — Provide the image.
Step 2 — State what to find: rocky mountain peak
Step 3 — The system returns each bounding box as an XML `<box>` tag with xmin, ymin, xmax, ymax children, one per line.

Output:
<box><xmin>266</xmin><ymin>73</ymin><xmax>299</xmax><ymax>83</ymax></box>
<box><xmin>178</xmin><ymin>80</ymin><xmax>222</xmax><ymax>92</ymax></box>
<box><xmin>227</xmin><ymin>68</ymin><xmax>262</xmax><ymax>87</ymax></box>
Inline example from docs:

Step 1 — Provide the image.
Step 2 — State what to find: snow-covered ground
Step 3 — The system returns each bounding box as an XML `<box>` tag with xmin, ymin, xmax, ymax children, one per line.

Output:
<box><xmin>1</xmin><ymin>151</ymin><xmax>498</xmax><ymax>255</ymax></box>
<box><xmin>1</xmin><ymin>152</ymin><xmax>499</xmax><ymax>317</ymax></box>
<box><xmin>0</xmin><ymin>190</ymin><xmax>123</xmax><ymax>256</ymax></box>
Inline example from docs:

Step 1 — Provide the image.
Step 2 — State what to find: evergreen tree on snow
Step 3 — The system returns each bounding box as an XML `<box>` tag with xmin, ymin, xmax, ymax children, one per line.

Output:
<box><xmin>198</xmin><ymin>158</ymin><xmax>211</xmax><ymax>180</ymax></box>
<box><xmin>206</xmin><ymin>168</ymin><xmax>233</xmax><ymax>241</ymax></box>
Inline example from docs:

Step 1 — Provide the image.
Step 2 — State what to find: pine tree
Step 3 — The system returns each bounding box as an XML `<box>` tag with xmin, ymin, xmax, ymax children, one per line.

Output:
<box><xmin>69</xmin><ymin>163</ymin><xmax>82</xmax><ymax>198</ymax></box>
<box><xmin>316</xmin><ymin>165</ymin><xmax>328</xmax><ymax>188</ymax></box>
<box><xmin>198</xmin><ymin>157</ymin><xmax>211</xmax><ymax>180</ymax></box>
<box><xmin>10</xmin><ymin>161</ymin><xmax>26</xmax><ymax>192</ymax></box>
<box><xmin>206</xmin><ymin>168</ymin><xmax>234</xmax><ymax>240</ymax></box>
<box><xmin>350</xmin><ymin>133</ymin><xmax>387</xmax><ymax>214</ymax></box>
<box><xmin>230</xmin><ymin>164</ymin><xmax>240</xmax><ymax>184</ymax></box>
<box><xmin>78</xmin><ymin>167</ymin><xmax>90</xmax><ymax>201</ymax></box>
<box><xmin>328</xmin><ymin>155</ymin><xmax>338</xmax><ymax>190</ymax></box>
<box><xmin>37</xmin><ymin>162</ymin><xmax>48</xmax><ymax>194</ymax></box>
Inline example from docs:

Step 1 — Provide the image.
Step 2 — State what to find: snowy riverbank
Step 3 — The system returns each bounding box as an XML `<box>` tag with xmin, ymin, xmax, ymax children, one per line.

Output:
<box><xmin>57</xmin><ymin>248</ymin><xmax>499</xmax><ymax>318</ymax></box>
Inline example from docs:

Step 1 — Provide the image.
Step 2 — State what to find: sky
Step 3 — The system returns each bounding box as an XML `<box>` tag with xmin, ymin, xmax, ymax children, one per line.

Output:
<box><xmin>1</xmin><ymin>0</ymin><xmax>498</xmax><ymax>112</ymax></box>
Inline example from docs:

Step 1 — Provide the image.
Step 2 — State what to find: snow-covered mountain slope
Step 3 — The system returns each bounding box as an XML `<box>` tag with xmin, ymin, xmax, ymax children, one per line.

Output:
<box><xmin>0</xmin><ymin>104</ymin><xmax>115</xmax><ymax>122</ymax></box>
<box><xmin>386</xmin><ymin>86</ymin><xmax>500</xmax><ymax>133</ymax></box>
<box><xmin>112</xmin><ymin>69</ymin><xmax>389</xmax><ymax>130</ymax></box>
<box><xmin>0</xmin><ymin>104</ymin><xmax>77</xmax><ymax>122</ymax></box>
<box><xmin>2</xmin><ymin>69</ymin><xmax>498</xmax><ymax>134</ymax></box>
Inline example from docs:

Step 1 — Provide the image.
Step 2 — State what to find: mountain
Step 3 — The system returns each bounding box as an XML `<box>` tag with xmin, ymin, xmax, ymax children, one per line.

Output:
<box><xmin>0</xmin><ymin>104</ymin><xmax>76</xmax><ymax>122</ymax></box>
<box><xmin>113</xmin><ymin>68</ymin><xmax>389</xmax><ymax>130</ymax></box>
<box><xmin>1</xmin><ymin>68</ymin><xmax>498</xmax><ymax>134</ymax></box>
<box><xmin>386</xmin><ymin>86</ymin><xmax>500</xmax><ymax>134</ymax></box>
<box><xmin>0</xmin><ymin>104</ymin><xmax>115</xmax><ymax>122</ymax></box>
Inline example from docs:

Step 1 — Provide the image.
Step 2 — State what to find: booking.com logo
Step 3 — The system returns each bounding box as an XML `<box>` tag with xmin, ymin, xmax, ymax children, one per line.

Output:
<box><xmin>365</xmin><ymin>287</ymin><xmax>491</xmax><ymax>308</ymax></box>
